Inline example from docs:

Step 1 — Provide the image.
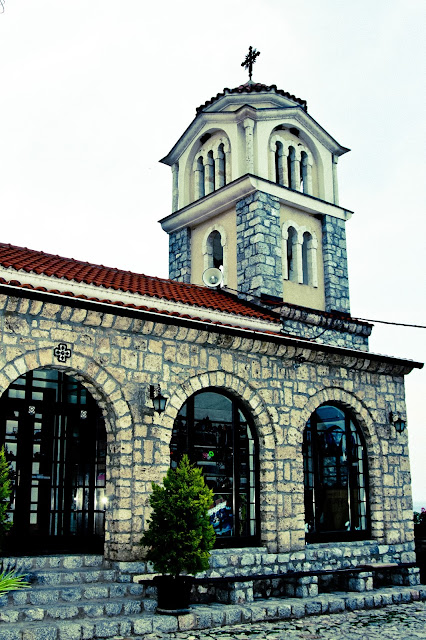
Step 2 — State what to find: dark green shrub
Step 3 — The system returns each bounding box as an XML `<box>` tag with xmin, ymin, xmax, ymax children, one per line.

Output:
<box><xmin>140</xmin><ymin>454</ymin><xmax>215</xmax><ymax>577</ymax></box>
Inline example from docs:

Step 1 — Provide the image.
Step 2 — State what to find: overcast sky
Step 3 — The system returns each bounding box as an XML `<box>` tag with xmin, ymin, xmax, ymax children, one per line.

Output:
<box><xmin>0</xmin><ymin>0</ymin><xmax>424</xmax><ymax>504</ymax></box>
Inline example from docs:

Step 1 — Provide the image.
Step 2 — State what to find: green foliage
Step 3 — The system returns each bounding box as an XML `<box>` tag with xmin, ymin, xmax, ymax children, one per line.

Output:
<box><xmin>414</xmin><ymin>508</ymin><xmax>426</xmax><ymax>525</ymax></box>
<box><xmin>140</xmin><ymin>455</ymin><xmax>216</xmax><ymax>577</ymax></box>
<box><xmin>0</xmin><ymin>570</ymin><xmax>30</xmax><ymax>596</ymax></box>
<box><xmin>0</xmin><ymin>446</ymin><xmax>12</xmax><ymax>544</ymax></box>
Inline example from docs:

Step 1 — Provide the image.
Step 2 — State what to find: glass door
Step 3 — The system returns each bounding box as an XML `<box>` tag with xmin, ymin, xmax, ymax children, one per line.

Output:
<box><xmin>0</xmin><ymin>369</ymin><xmax>107</xmax><ymax>553</ymax></box>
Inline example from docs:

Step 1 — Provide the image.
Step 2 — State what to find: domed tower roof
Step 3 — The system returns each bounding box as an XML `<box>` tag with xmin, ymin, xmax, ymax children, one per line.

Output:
<box><xmin>196</xmin><ymin>82</ymin><xmax>308</xmax><ymax>115</ymax></box>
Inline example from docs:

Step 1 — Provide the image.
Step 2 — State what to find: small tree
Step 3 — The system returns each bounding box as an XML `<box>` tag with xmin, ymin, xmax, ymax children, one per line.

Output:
<box><xmin>0</xmin><ymin>446</ymin><xmax>12</xmax><ymax>545</ymax></box>
<box><xmin>140</xmin><ymin>455</ymin><xmax>216</xmax><ymax>577</ymax></box>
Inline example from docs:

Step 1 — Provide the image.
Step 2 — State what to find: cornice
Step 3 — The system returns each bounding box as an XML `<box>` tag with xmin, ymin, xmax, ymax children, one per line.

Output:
<box><xmin>159</xmin><ymin>175</ymin><xmax>353</xmax><ymax>233</ymax></box>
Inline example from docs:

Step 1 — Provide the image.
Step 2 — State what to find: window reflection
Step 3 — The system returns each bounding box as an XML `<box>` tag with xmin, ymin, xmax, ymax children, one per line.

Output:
<box><xmin>170</xmin><ymin>390</ymin><xmax>258</xmax><ymax>546</ymax></box>
<box><xmin>303</xmin><ymin>404</ymin><xmax>369</xmax><ymax>542</ymax></box>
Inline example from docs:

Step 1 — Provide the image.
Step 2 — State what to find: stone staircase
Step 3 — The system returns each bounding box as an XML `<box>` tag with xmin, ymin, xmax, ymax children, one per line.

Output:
<box><xmin>1</xmin><ymin>554</ymin><xmax>425</xmax><ymax>640</ymax></box>
<box><xmin>0</xmin><ymin>554</ymin><xmax>157</xmax><ymax>640</ymax></box>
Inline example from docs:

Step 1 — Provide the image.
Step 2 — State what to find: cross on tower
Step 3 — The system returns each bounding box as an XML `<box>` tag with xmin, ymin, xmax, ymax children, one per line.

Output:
<box><xmin>241</xmin><ymin>46</ymin><xmax>260</xmax><ymax>81</ymax></box>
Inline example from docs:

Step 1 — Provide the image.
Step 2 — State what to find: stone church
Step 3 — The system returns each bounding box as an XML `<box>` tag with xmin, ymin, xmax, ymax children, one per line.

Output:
<box><xmin>0</xmin><ymin>76</ymin><xmax>423</xmax><ymax>604</ymax></box>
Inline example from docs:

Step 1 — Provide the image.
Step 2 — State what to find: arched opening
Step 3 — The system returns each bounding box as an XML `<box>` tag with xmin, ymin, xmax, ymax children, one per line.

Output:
<box><xmin>287</xmin><ymin>226</ymin><xmax>298</xmax><ymax>282</ymax></box>
<box><xmin>275</xmin><ymin>141</ymin><xmax>284</xmax><ymax>185</ymax></box>
<box><xmin>217</xmin><ymin>143</ymin><xmax>226</xmax><ymax>189</ymax></box>
<box><xmin>0</xmin><ymin>368</ymin><xmax>107</xmax><ymax>553</ymax></box>
<box><xmin>302</xmin><ymin>231</ymin><xmax>312</xmax><ymax>285</ymax></box>
<box><xmin>208</xmin><ymin>230</ymin><xmax>223</xmax><ymax>271</ymax></box>
<box><xmin>303</xmin><ymin>404</ymin><xmax>370</xmax><ymax>543</ymax></box>
<box><xmin>170</xmin><ymin>389</ymin><xmax>259</xmax><ymax>548</ymax></box>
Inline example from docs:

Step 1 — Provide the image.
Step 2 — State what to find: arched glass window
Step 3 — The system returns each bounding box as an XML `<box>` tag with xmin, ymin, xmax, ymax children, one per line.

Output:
<box><xmin>217</xmin><ymin>143</ymin><xmax>226</xmax><ymax>189</ymax></box>
<box><xmin>287</xmin><ymin>226</ymin><xmax>298</xmax><ymax>282</ymax></box>
<box><xmin>170</xmin><ymin>390</ymin><xmax>258</xmax><ymax>547</ymax></box>
<box><xmin>0</xmin><ymin>368</ymin><xmax>107</xmax><ymax>553</ymax></box>
<box><xmin>303</xmin><ymin>404</ymin><xmax>370</xmax><ymax>542</ymax></box>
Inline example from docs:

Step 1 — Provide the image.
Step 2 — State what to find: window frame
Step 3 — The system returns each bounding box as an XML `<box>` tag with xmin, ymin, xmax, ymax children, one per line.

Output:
<box><xmin>303</xmin><ymin>403</ymin><xmax>371</xmax><ymax>543</ymax></box>
<box><xmin>170</xmin><ymin>388</ymin><xmax>260</xmax><ymax>549</ymax></box>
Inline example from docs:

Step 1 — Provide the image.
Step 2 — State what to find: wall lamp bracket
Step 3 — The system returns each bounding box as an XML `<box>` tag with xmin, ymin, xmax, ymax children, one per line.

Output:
<box><xmin>389</xmin><ymin>411</ymin><xmax>406</xmax><ymax>435</ymax></box>
<box><xmin>149</xmin><ymin>384</ymin><xmax>168</xmax><ymax>414</ymax></box>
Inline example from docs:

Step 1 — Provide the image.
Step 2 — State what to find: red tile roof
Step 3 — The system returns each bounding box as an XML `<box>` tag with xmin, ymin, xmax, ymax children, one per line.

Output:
<box><xmin>196</xmin><ymin>83</ymin><xmax>308</xmax><ymax>115</ymax></box>
<box><xmin>0</xmin><ymin>242</ymin><xmax>281</xmax><ymax>324</ymax></box>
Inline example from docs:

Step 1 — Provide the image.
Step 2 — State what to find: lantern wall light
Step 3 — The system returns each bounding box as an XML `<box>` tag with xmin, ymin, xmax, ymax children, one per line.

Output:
<box><xmin>149</xmin><ymin>384</ymin><xmax>168</xmax><ymax>414</ymax></box>
<box><xmin>389</xmin><ymin>412</ymin><xmax>406</xmax><ymax>435</ymax></box>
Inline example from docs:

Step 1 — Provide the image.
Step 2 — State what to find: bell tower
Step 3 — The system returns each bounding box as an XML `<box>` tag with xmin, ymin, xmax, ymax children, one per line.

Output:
<box><xmin>160</xmin><ymin>54</ymin><xmax>353</xmax><ymax>317</ymax></box>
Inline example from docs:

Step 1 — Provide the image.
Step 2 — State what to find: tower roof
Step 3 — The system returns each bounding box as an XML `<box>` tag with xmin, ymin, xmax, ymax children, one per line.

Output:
<box><xmin>196</xmin><ymin>82</ymin><xmax>308</xmax><ymax>115</ymax></box>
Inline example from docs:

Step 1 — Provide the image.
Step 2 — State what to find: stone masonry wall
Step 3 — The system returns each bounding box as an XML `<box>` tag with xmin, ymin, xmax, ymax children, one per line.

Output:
<box><xmin>168</xmin><ymin>227</ymin><xmax>191</xmax><ymax>282</ymax></box>
<box><xmin>322</xmin><ymin>215</ymin><xmax>350</xmax><ymax>313</ymax></box>
<box><xmin>236</xmin><ymin>191</ymin><xmax>282</xmax><ymax>299</ymax></box>
<box><xmin>0</xmin><ymin>293</ymin><xmax>416</xmax><ymax>567</ymax></box>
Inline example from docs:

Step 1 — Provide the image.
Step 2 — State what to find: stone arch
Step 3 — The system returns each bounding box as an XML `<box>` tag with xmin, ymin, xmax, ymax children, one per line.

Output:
<box><xmin>295</xmin><ymin>386</ymin><xmax>379</xmax><ymax>455</ymax></box>
<box><xmin>187</xmin><ymin>130</ymin><xmax>232</xmax><ymax>204</ymax></box>
<box><xmin>201</xmin><ymin>223</ymin><xmax>228</xmax><ymax>286</ymax></box>
<box><xmin>160</xmin><ymin>371</ymin><xmax>279</xmax><ymax>548</ymax></box>
<box><xmin>268</xmin><ymin>127</ymin><xmax>320</xmax><ymax>196</ymax></box>
<box><xmin>0</xmin><ymin>347</ymin><xmax>132</xmax><ymax>437</ymax></box>
<box><xmin>0</xmin><ymin>347</ymin><xmax>137</xmax><ymax>556</ymax></box>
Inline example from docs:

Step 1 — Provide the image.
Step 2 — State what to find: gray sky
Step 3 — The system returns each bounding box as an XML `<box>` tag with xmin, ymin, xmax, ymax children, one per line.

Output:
<box><xmin>0</xmin><ymin>0</ymin><xmax>424</xmax><ymax>504</ymax></box>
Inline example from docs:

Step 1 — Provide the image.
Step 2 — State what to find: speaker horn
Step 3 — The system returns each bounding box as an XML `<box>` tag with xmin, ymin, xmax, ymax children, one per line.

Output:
<box><xmin>202</xmin><ymin>267</ymin><xmax>223</xmax><ymax>288</ymax></box>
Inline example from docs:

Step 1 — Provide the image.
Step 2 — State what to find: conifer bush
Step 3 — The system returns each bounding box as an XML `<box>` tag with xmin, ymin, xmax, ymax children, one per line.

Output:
<box><xmin>140</xmin><ymin>454</ymin><xmax>216</xmax><ymax>577</ymax></box>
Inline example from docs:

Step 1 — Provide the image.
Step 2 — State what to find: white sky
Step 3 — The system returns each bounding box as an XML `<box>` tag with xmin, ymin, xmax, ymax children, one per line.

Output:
<box><xmin>0</xmin><ymin>1</ymin><xmax>424</xmax><ymax>504</ymax></box>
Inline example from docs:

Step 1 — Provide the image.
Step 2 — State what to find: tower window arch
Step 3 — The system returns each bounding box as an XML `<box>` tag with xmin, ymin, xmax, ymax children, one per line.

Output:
<box><xmin>287</xmin><ymin>225</ymin><xmax>298</xmax><ymax>282</ymax></box>
<box><xmin>170</xmin><ymin>389</ymin><xmax>259</xmax><ymax>547</ymax></box>
<box><xmin>191</xmin><ymin>135</ymin><xmax>231</xmax><ymax>203</ymax></box>
<box><xmin>303</xmin><ymin>404</ymin><xmax>370</xmax><ymax>542</ymax></box>
<box><xmin>203</xmin><ymin>225</ymin><xmax>227</xmax><ymax>286</ymax></box>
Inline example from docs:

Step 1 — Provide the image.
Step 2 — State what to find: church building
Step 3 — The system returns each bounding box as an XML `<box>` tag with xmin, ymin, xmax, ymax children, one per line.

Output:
<box><xmin>0</xmin><ymin>60</ymin><xmax>423</xmax><ymax>615</ymax></box>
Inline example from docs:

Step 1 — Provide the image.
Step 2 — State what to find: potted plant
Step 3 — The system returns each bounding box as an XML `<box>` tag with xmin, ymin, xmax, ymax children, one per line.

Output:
<box><xmin>140</xmin><ymin>454</ymin><xmax>215</xmax><ymax>613</ymax></box>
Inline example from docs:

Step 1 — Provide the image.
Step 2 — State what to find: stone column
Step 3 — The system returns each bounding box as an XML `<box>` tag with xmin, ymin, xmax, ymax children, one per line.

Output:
<box><xmin>171</xmin><ymin>163</ymin><xmax>179</xmax><ymax>212</ymax></box>
<box><xmin>332</xmin><ymin>155</ymin><xmax>339</xmax><ymax>205</ymax></box>
<box><xmin>236</xmin><ymin>191</ymin><xmax>282</xmax><ymax>299</ymax></box>
<box><xmin>290</xmin><ymin>153</ymin><xmax>301</xmax><ymax>191</ymax></box>
<box><xmin>168</xmin><ymin>227</ymin><xmax>191</xmax><ymax>283</ymax></box>
<box><xmin>294</xmin><ymin>238</ymin><xmax>303</xmax><ymax>284</ymax></box>
<box><xmin>205</xmin><ymin>154</ymin><xmax>215</xmax><ymax>195</ymax></box>
<box><xmin>194</xmin><ymin>158</ymin><xmax>205</xmax><ymax>200</ymax></box>
<box><xmin>322</xmin><ymin>215</ymin><xmax>350</xmax><ymax>312</ymax></box>
<box><xmin>243</xmin><ymin>118</ymin><xmax>255</xmax><ymax>174</ymax></box>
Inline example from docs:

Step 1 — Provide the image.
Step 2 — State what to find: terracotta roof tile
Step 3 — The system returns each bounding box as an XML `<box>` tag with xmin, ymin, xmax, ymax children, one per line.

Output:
<box><xmin>196</xmin><ymin>83</ymin><xmax>308</xmax><ymax>114</ymax></box>
<box><xmin>0</xmin><ymin>243</ymin><xmax>281</xmax><ymax>324</ymax></box>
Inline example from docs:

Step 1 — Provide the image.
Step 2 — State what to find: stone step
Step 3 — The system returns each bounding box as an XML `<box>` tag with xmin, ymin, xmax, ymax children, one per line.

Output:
<box><xmin>0</xmin><ymin>554</ymin><xmax>106</xmax><ymax>572</ymax></box>
<box><xmin>25</xmin><ymin>566</ymin><xmax>119</xmax><ymax>586</ymax></box>
<box><xmin>0</xmin><ymin>585</ymin><xmax>425</xmax><ymax>639</ymax></box>
<box><xmin>2</xmin><ymin>580</ymin><xmax>148</xmax><ymax>607</ymax></box>
<box><xmin>0</xmin><ymin>593</ymin><xmax>157</xmax><ymax>623</ymax></box>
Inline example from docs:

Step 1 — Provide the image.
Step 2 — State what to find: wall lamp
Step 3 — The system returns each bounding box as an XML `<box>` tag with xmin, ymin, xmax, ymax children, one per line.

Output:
<box><xmin>389</xmin><ymin>412</ymin><xmax>406</xmax><ymax>435</ymax></box>
<box><xmin>149</xmin><ymin>384</ymin><xmax>168</xmax><ymax>414</ymax></box>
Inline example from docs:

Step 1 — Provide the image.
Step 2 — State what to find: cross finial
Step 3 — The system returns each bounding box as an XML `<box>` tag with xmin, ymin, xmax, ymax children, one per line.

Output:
<box><xmin>241</xmin><ymin>46</ymin><xmax>260</xmax><ymax>81</ymax></box>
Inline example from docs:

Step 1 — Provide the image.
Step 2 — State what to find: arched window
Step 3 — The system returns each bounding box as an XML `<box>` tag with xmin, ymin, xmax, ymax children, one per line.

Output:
<box><xmin>0</xmin><ymin>368</ymin><xmax>107</xmax><ymax>553</ymax></box>
<box><xmin>275</xmin><ymin>141</ymin><xmax>284</xmax><ymax>185</ymax></box>
<box><xmin>287</xmin><ymin>226</ymin><xmax>298</xmax><ymax>282</ymax></box>
<box><xmin>217</xmin><ymin>143</ymin><xmax>226</xmax><ymax>189</ymax></box>
<box><xmin>303</xmin><ymin>404</ymin><xmax>370</xmax><ymax>542</ymax></box>
<box><xmin>209</xmin><ymin>230</ymin><xmax>223</xmax><ymax>270</ymax></box>
<box><xmin>170</xmin><ymin>390</ymin><xmax>258</xmax><ymax>547</ymax></box>
<box><xmin>302</xmin><ymin>231</ymin><xmax>315</xmax><ymax>286</ymax></box>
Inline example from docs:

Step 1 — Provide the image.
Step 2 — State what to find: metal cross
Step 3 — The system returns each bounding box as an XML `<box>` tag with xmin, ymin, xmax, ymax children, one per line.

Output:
<box><xmin>241</xmin><ymin>46</ymin><xmax>260</xmax><ymax>81</ymax></box>
<box><xmin>54</xmin><ymin>343</ymin><xmax>72</xmax><ymax>363</ymax></box>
